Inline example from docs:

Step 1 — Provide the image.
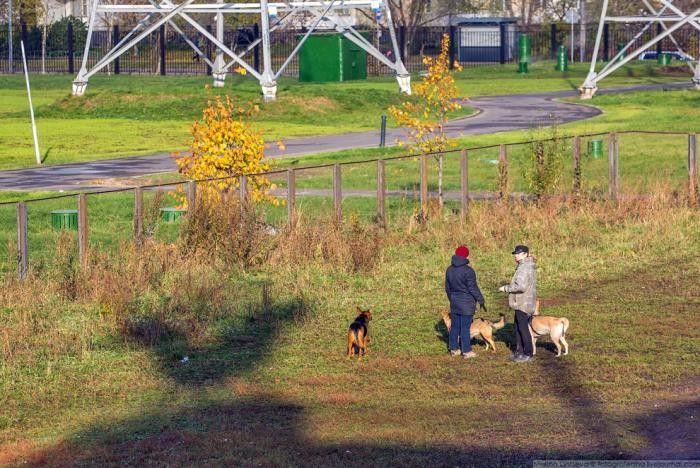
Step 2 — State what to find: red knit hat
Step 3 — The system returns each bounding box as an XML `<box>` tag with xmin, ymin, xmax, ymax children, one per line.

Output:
<box><xmin>455</xmin><ymin>245</ymin><xmax>469</xmax><ymax>258</ymax></box>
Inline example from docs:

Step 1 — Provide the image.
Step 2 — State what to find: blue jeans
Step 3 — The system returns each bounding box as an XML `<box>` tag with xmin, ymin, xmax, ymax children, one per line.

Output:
<box><xmin>449</xmin><ymin>312</ymin><xmax>473</xmax><ymax>354</ymax></box>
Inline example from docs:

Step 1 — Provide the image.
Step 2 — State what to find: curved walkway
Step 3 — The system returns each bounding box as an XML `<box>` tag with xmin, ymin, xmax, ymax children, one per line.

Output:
<box><xmin>0</xmin><ymin>82</ymin><xmax>691</xmax><ymax>191</ymax></box>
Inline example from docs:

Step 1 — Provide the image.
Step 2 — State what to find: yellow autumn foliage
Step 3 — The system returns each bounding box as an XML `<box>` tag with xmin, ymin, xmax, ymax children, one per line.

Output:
<box><xmin>388</xmin><ymin>34</ymin><xmax>462</xmax><ymax>155</ymax></box>
<box><xmin>174</xmin><ymin>96</ymin><xmax>278</xmax><ymax>207</ymax></box>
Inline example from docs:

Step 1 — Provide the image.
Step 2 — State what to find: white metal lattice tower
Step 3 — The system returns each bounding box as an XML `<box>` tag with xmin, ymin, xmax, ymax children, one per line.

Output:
<box><xmin>579</xmin><ymin>0</ymin><xmax>700</xmax><ymax>99</ymax></box>
<box><xmin>72</xmin><ymin>0</ymin><xmax>411</xmax><ymax>101</ymax></box>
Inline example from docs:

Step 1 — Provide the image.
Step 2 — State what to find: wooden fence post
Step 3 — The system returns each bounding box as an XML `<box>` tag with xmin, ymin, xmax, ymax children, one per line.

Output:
<box><xmin>498</xmin><ymin>144</ymin><xmax>509</xmax><ymax>200</ymax></box>
<box><xmin>78</xmin><ymin>194</ymin><xmax>88</xmax><ymax>267</ymax></box>
<box><xmin>17</xmin><ymin>202</ymin><xmax>28</xmax><ymax>280</ymax></box>
<box><xmin>287</xmin><ymin>169</ymin><xmax>296</xmax><ymax>227</ymax></box>
<box><xmin>133</xmin><ymin>187</ymin><xmax>144</xmax><ymax>244</ymax></box>
<box><xmin>333</xmin><ymin>164</ymin><xmax>342</xmax><ymax>224</ymax></box>
<box><xmin>187</xmin><ymin>180</ymin><xmax>197</xmax><ymax>210</ymax></box>
<box><xmin>689</xmin><ymin>134</ymin><xmax>698</xmax><ymax>204</ymax></box>
<box><xmin>377</xmin><ymin>160</ymin><xmax>386</xmax><ymax>228</ymax></box>
<box><xmin>239</xmin><ymin>175</ymin><xmax>248</xmax><ymax>215</ymax></box>
<box><xmin>608</xmin><ymin>133</ymin><xmax>618</xmax><ymax>200</ymax></box>
<box><xmin>572</xmin><ymin>136</ymin><xmax>582</xmax><ymax>196</ymax></box>
<box><xmin>460</xmin><ymin>149</ymin><xmax>469</xmax><ymax>218</ymax></box>
<box><xmin>420</xmin><ymin>154</ymin><xmax>428</xmax><ymax>214</ymax></box>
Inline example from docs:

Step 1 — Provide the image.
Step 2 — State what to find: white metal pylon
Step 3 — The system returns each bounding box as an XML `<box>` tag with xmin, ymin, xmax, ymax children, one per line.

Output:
<box><xmin>71</xmin><ymin>0</ymin><xmax>411</xmax><ymax>101</ymax></box>
<box><xmin>579</xmin><ymin>0</ymin><xmax>700</xmax><ymax>99</ymax></box>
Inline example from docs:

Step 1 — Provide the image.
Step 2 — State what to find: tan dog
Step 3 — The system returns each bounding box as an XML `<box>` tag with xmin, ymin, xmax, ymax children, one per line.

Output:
<box><xmin>347</xmin><ymin>307</ymin><xmax>372</xmax><ymax>358</ymax></box>
<box><xmin>440</xmin><ymin>310</ymin><xmax>506</xmax><ymax>352</ymax></box>
<box><xmin>530</xmin><ymin>300</ymin><xmax>570</xmax><ymax>357</ymax></box>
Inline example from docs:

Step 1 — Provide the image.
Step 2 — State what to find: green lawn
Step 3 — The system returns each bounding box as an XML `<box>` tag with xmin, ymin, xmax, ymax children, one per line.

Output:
<box><xmin>0</xmin><ymin>60</ymin><xmax>692</xmax><ymax>170</ymax></box>
<box><xmin>1</xmin><ymin>196</ymin><xmax>698</xmax><ymax>464</ymax></box>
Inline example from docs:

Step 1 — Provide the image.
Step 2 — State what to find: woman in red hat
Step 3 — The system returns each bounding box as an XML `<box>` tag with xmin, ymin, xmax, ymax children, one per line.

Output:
<box><xmin>445</xmin><ymin>245</ymin><xmax>486</xmax><ymax>358</ymax></box>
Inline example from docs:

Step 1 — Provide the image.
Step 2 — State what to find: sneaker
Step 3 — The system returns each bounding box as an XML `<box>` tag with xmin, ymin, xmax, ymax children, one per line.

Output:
<box><xmin>514</xmin><ymin>355</ymin><xmax>534</xmax><ymax>363</ymax></box>
<box><xmin>462</xmin><ymin>351</ymin><xmax>477</xmax><ymax>359</ymax></box>
<box><xmin>510</xmin><ymin>353</ymin><xmax>524</xmax><ymax>361</ymax></box>
<box><xmin>449</xmin><ymin>350</ymin><xmax>461</xmax><ymax>356</ymax></box>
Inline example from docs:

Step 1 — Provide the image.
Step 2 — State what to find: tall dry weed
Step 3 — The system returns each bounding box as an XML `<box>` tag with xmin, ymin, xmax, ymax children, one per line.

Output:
<box><xmin>178</xmin><ymin>193</ymin><xmax>270</xmax><ymax>268</ymax></box>
<box><xmin>272</xmin><ymin>212</ymin><xmax>383</xmax><ymax>272</ymax></box>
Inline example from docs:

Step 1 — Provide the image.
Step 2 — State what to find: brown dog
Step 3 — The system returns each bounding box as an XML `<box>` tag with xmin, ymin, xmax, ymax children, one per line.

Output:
<box><xmin>530</xmin><ymin>300</ymin><xmax>570</xmax><ymax>357</ymax></box>
<box><xmin>347</xmin><ymin>307</ymin><xmax>372</xmax><ymax>358</ymax></box>
<box><xmin>440</xmin><ymin>310</ymin><xmax>506</xmax><ymax>352</ymax></box>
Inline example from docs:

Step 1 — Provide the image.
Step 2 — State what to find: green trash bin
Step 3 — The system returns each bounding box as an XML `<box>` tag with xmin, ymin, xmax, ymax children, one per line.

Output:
<box><xmin>588</xmin><ymin>139</ymin><xmax>603</xmax><ymax>159</ymax></box>
<box><xmin>555</xmin><ymin>45</ymin><xmax>568</xmax><ymax>71</ymax></box>
<box><xmin>160</xmin><ymin>207</ymin><xmax>186</xmax><ymax>223</ymax></box>
<box><xmin>657</xmin><ymin>53</ymin><xmax>671</xmax><ymax>65</ymax></box>
<box><xmin>518</xmin><ymin>34</ymin><xmax>531</xmax><ymax>63</ymax></box>
<box><xmin>51</xmin><ymin>209</ymin><xmax>78</xmax><ymax>230</ymax></box>
<box><xmin>617</xmin><ymin>42</ymin><xmax>627</xmax><ymax>59</ymax></box>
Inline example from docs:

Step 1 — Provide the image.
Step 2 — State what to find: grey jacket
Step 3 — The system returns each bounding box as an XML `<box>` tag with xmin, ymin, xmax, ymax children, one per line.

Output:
<box><xmin>504</xmin><ymin>256</ymin><xmax>537</xmax><ymax>314</ymax></box>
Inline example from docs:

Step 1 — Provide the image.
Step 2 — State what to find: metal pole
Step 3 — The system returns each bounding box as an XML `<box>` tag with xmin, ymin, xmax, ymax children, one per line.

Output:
<box><xmin>259</xmin><ymin>0</ymin><xmax>276</xmax><ymax>100</ymax></box>
<box><xmin>8</xmin><ymin>0</ymin><xmax>13</xmax><ymax>73</ymax></box>
<box><xmin>21</xmin><ymin>41</ymin><xmax>41</xmax><ymax>166</ymax></box>
<box><xmin>379</xmin><ymin>114</ymin><xmax>387</xmax><ymax>147</ymax></box>
<box><xmin>570</xmin><ymin>20</ymin><xmax>574</xmax><ymax>63</ymax></box>
<box><xmin>579</xmin><ymin>0</ymin><xmax>586</xmax><ymax>63</ymax></box>
<box><xmin>213</xmin><ymin>0</ymin><xmax>225</xmax><ymax>86</ymax></box>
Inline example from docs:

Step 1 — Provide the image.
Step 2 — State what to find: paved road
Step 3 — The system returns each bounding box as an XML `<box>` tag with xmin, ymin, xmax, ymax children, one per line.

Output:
<box><xmin>0</xmin><ymin>82</ymin><xmax>691</xmax><ymax>191</ymax></box>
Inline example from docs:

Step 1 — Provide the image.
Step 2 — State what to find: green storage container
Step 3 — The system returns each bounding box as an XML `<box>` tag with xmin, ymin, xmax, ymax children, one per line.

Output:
<box><xmin>555</xmin><ymin>45</ymin><xmax>568</xmax><ymax>71</ymax></box>
<box><xmin>617</xmin><ymin>42</ymin><xmax>627</xmax><ymax>59</ymax></box>
<box><xmin>518</xmin><ymin>34</ymin><xmax>531</xmax><ymax>64</ymax></box>
<box><xmin>657</xmin><ymin>53</ymin><xmax>670</xmax><ymax>65</ymax></box>
<box><xmin>588</xmin><ymin>139</ymin><xmax>603</xmax><ymax>159</ymax></box>
<box><xmin>160</xmin><ymin>207</ymin><xmax>186</xmax><ymax>223</ymax></box>
<box><xmin>51</xmin><ymin>209</ymin><xmax>78</xmax><ymax>230</ymax></box>
<box><xmin>299</xmin><ymin>33</ymin><xmax>367</xmax><ymax>82</ymax></box>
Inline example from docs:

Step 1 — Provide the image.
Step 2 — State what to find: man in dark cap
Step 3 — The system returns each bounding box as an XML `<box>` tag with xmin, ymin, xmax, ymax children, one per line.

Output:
<box><xmin>498</xmin><ymin>245</ymin><xmax>537</xmax><ymax>362</ymax></box>
<box><xmin>445</xmin><ymin>245</ymin><xmax>486</xmax><ymax>359</ymax></box>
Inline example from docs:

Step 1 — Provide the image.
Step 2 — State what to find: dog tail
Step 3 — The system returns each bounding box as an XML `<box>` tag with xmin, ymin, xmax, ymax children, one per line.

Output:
<box><xmin>491</xmin><ymin>313</ymin><xmax>506</xmax><ymax>330</ymax></box>
<box><xmin>560</xmin><ymin>318</ymin><xmax>570</xmax><ymax>336</ymax></box>
<box><xmin>534</xmin><ymin>299</ymin><xmax>541</xmax><ymax>315</ymax></box>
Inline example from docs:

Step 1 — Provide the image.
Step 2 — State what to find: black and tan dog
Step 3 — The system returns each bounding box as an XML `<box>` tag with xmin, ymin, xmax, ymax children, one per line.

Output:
<box><xmin>347</xmin><ymin>307</ymin><xmax>372</xmax><ymax>358</ymax></box>
<box><xmin>530</xmin><ymin>300</ymin><xmax>570</xmax><ymax>357</ymax></box>
<box><xmin>440</xmin><ymin>310</ymin><xmax>506</xmax><ymax>352</ymax></box>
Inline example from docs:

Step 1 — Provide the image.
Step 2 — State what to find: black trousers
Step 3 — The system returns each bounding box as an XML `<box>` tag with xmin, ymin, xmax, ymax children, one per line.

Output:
<box><xmin>514</xmin><ymin>309</ymin><xmax>533</xmax><ymax>356</ymax></box>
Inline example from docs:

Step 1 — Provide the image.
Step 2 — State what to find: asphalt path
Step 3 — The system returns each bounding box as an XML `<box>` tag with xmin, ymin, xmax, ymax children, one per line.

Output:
<box><xmin>0</xmin><ymin>82</ymin><xmax>691</xmax><ymax>191</ymax></box>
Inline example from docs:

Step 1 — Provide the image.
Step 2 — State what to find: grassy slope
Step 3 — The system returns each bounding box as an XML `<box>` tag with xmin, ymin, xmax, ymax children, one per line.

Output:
<box><xmin>0</xmin><ymin>61</ymin><xmax>690</xmax><ymax>170</ymax></box>
<box><xmin>1</xmin><ymin>199</ymin><xmax>698</xmax><ymax>464</ymax></box>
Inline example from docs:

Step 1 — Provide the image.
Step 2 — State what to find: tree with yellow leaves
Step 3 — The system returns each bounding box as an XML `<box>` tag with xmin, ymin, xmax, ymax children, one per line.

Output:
<box><xmin>388</xmin><ymin>33</ymin><xmax>462</xmax><ymax>209</ymax></box>
<box><xmin>174</xmin><ymin>96</ymin><xmax>278</xmax><ymax>207</ymax></box>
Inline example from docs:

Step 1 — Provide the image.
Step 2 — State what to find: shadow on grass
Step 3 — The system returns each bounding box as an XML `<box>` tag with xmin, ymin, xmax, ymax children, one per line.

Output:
<box><xmin>125</xmin><ymin>293</ymin><xmax>313</xmax><ymax>386</ymax></box>
<box><xmin>16</xmin><ymin>392</ymin><xmax>698</xmax><ymax>465</ymax></box>
<box><xmin>4</xmin><ymin>397</ymin><xmax>619</xmax><ymax>466</ymax></box>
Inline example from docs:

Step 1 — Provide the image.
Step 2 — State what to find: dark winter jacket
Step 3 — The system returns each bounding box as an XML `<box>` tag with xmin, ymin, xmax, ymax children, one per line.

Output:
<box><xmin>445</xmin><ymin>255</ymin><xmax>485</xmax><ymax>315</ymax></box>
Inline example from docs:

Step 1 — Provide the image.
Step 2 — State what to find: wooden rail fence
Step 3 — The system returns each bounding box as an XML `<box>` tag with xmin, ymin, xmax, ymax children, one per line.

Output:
<box><xmin>7</xmin><ymin>131</ymin><xmax>698</xmax><ymax>280</ymax></box>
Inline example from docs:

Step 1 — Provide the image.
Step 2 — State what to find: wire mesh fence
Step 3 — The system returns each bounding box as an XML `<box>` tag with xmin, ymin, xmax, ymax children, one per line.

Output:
<box><xmin>3</xmin><ymin>22</ymin><xmax>697</xmax><ymax>76</ymax></box>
